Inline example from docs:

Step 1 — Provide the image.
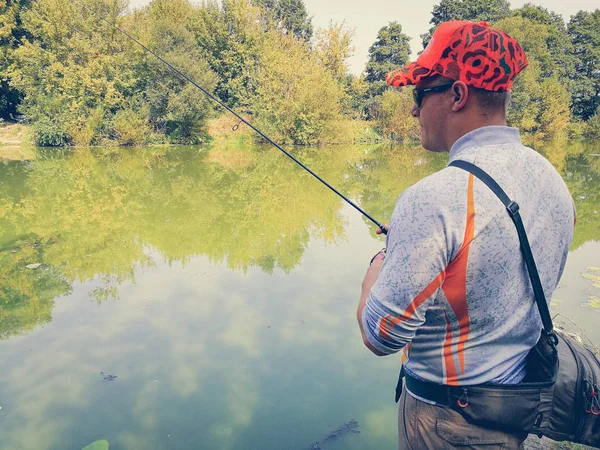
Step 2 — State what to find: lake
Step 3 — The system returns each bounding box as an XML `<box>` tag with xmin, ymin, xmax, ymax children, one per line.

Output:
<box><xmin>0</xmin><ymin>140</ymin><xmax>599</xmax><ymax>450</ymax></box>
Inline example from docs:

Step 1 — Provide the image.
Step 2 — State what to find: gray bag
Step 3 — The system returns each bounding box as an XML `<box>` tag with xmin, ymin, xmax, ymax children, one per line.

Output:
<box><xmin>445</xmin><ymin>161</ymin><xmax>600</xmax><ymax>447</ymax></box>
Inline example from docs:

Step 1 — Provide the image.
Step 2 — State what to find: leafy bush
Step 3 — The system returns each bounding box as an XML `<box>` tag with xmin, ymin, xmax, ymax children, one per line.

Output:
<box><xmin>112</xmin><ymin>108</ymin><xmax>148</xmax><ymax>146</ymax></box>
<box><xmin>378</xmin><ymin>89</ymin><xmax>419</xmax><ymax>143</ymax></box>
<box><xmin>33</xmin><ymin>121</ymin><xmax>70</xmax><ymax>147</ymax></box>
<box><xmin>584</xmin><ymin>109</ymin><xmax>600</xmax><ymax>141</ymax></box>
<box><xmin>70</xmin><ymin>108</ymin><xmax>106</xmax><ymax>147</ymax></box>
<box><xmin>251</xmin><ymin>30</ymin><xmax>343</xmax><ymax>145</ymax></box>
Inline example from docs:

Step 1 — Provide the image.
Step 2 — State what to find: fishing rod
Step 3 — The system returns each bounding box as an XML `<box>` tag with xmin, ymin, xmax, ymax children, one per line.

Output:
<box><xmin>71</xmin><ymin>0</ymin><xmax>387</xmax><ymax>235</ymax></box>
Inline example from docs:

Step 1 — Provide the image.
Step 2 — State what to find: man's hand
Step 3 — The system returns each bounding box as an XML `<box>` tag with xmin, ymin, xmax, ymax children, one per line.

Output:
<box><xmin>376</xmin><ymin>224</ymin><xmax>389</xmax><ymax>235</ymax></box>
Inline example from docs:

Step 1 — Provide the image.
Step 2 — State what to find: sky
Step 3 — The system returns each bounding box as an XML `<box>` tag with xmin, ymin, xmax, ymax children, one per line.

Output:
<box><xmin>128</xmin><ymin>0</ymin><xmax>600</xmax><ymax>75</ymax></box>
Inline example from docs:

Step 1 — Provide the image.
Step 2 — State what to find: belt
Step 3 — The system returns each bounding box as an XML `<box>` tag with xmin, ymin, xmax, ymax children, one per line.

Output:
<box><xmin>398</xmin><ymin>372</ymin><xmax>470</xmax><ymax>409</ymax></box>
<box><xmin>405</xmin><ymin>374</ymin><xmax>453</xmax><ymax>407</ymax></box>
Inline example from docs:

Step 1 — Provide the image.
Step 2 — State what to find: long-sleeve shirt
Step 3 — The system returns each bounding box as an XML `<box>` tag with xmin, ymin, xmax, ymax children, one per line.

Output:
<box><xmin>361</xmin><ymin>126</ymin><xmax>575</xmax><ymax>386</ymax></box>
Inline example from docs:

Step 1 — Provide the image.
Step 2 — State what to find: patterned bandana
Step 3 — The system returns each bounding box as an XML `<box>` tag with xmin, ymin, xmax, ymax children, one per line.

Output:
<box><xmin>386</xmin><ymin>21</ymin><xmax>528</xmax><ymax>92</ymax></box>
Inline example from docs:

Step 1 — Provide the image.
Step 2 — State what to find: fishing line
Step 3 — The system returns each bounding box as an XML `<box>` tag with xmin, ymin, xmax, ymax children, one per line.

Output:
<box><xmin>70</xmin><ymin>0</ymin><xmax>388</xmax><ymax>235</ymax></box>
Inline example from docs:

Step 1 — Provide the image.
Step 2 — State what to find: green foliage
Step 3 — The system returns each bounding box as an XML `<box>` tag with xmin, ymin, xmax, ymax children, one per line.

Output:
<box><xmin>191</xmin><ymin>0</ymin><xmax>263</xmax><ymax>108</ymax></box>
<box><xmin>71</xmin><ymin>107</ymin><xmax>105</xmax><ymax>146</ymax></box>
<box><xmin>568</xmin><ymin>10</ymin><xmax>600</xmax><ymax>121</ymax></box>
<box><xmin>0</xmin><ymin>0</ymin><xmax>32</xmax><ymax>119</ymax></box>
<box><xmin>33</xmin><ymin>120</ymin><xmax>70</xmax><ymax>147</ymax></box>
<box><xmin>9</xmin><ymin>0</ymin><xmax>136</xmax><ymax>145</ymax></box>
<box><xmin>584</xmin><ymin>107</ymin><xmax>600</xmax><ymax>141</ymax></box>
<box><xmin>314</xmin><ymin>22</ymin><xmax>359</xmax><ymax>118</ymax></box>
<box><xmin>7</xmin><ymin>0</ymin><xmax>218</xmax><ymax>145</ymax></box>
<box><xmin>512</xmin><ymin>4</ymin><xmax>575</xmax><ymax>80</ymax></box>
<box><xmin>3</xmin><ymin>0</ymin><xmax>599</xmax><ymax>145</ymax></box>
<box><xmin>314</xmin><ymin>21</ymin><xmax>354</xmax><ymax>81</ymax></box>
<box><xmin>496</xmin><ymin>16</ymin><xmax>572</xmax><ymax>141</ymax></box>
<box><xmin>364</xmin><ymin>22</ymin><xmax>410</xmax><ymax>118</ymax></box>
<box><xmin>254</xmin><ymin>0</ymin><xmax>313</xmax><ymax>41</ymax></box>
<box><xmin>250</xmin><ymin>30</ymin><xmax>343</xmax><ymax>145</ymax></box>
<box><xmin>112</xmin><ymin>106</ymin><xmax>147</xmax><ymax>146</ymax></box>
<box><xmin>378</xmin><ymin>89</ymin><xmax>419</xmax><ymax>143</ymax></box>
<box><xmin>340</xmin><ymin>74</ymin><xmax>368</xmax><ymax>119</ymax></box>
<box><xmin>365</xmin><ymin>22</ymin><xmax>410</xmax><ymax>85</ymax></box>
<box><xmin>421</xmin><ymin>0</ymin><xmax>511</xmax><ymax>47</ymax></box>
<box><xmin>134</xmin><ymin>0</ymin><xmax>218</xmax><ymax>144</ymax></box>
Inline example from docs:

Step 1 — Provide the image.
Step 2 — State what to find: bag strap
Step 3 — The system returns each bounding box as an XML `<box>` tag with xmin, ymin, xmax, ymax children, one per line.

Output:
<box><xmin>448</xmin><ymin>160</ymin><xmax>554</xmax><ymax>334</ymax></box>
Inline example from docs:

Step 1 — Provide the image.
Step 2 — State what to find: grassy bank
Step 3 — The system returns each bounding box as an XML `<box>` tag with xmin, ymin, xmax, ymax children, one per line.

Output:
<box><xmin>0</xmin><ymin>122</ymin><xmax>35</xmax><ymax>160</ymax></box>
<box><xmin>0</xmin><ymin>115</ymin><xmax>383</xmax><ymax>159</ymax></box>
<box><xmin>0</xmin><ymin>122</ymin><xmax>30</xmax><ymax>146</ymax></box>
<box><xmin>206</xmin><ymin>114</ymin><xmax>383</xmax><ymax>147</ymax></box>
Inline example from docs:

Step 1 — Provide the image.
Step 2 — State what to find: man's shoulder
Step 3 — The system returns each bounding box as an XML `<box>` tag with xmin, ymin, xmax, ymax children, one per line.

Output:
<box><xmin>402</xmin><ymin>164</ymin><xmax>468</xmax><ymax>200</ymax></box>
<box><xmin>391</xmin><ymin>165</ymin><xmax>469</xmax><ymax>223</ymax></box>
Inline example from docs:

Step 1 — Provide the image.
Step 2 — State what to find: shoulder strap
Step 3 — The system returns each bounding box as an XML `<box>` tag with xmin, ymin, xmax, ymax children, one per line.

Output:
<box><xmin>448</xmin><ymin>160</ymin><xmax>554</xmax><ymax>334</ymax></box>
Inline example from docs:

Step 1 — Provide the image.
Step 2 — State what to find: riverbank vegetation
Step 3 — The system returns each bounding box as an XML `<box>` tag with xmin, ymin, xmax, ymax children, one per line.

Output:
<box><xmin>0</xmin><ymin>0</ymin><xmax>599</xmax><ymax>147</ymax></box>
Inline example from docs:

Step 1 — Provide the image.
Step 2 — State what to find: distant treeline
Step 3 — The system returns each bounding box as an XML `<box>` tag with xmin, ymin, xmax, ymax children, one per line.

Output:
<box><xmin>0</xmin><ymin>0</ymin><xmax>599</xmax><ymax>146</ymax></box>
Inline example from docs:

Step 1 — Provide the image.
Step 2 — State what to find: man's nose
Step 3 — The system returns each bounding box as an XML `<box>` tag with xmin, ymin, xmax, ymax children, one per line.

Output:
<box><xmin>411</xmin><ymin>105</ymin><xmax>420</xmax><ymax>117</ymax></box>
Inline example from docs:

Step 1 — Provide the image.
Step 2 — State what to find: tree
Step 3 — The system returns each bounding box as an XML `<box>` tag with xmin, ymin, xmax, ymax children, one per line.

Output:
<box><xmin>0</xmin><ymin>0</ymin><xmax>32</xmax><ymax>119</ymax></box>
<box><xmin>250</xmin><ymin>29</ymin><xmax>343</xmax><ymax>145</ymax></box>
<box><xmin>314</xmin><ymin>21</ymin><xmax>354</xmax><ymax>81</ymax></box>
<box><xmin>363</xmin><ymin>22</ymin><xmax>410</xmax><ymax>118</ymax></box>
<box><xmin>133</xmin><ymin>0</ymin><xmax>218</xmax><ymax>143</ymax></box>
<box><xmin>365</xmin><ymin>22</ymin><xmax>410</xmax><ymax>85</ymax></box>
<box><xmin>313</xmin><ymin>21</ymin><xmax>358</xmax><ymax>118</ymax></box>
<box><xmin>339</xmin><ymin>73</ymin><xmax>368</xmax><ymax>119</ymax></box>
<box><xmin>496</xmin><ymin>16</ymin><xmax>572</xmax><ymax>141</ymax></box>
<box><xmin>421</xmin><ymin>0</ymin><xmax>511</xmax><ymax>47</ymax></box>
<box><xmin>254</xmin><ymin>0</ymin><xmax>313</xmax><ymax>41</ymax></box>
<box><xmin>9</xmin><ymin>0</ymin><xmax>135</xmax><ymax>146</ymax></box>
<box><xmin>512</xmin><ymin>4</ymin><xmax>575</xmax><ymax>81</ymax></box>
<box><xmin>8</xmin><ymin>0</ymin><xmax>217</xmax><ymax>145</ymax></box>
<box><xmin>191</xmin><ymin>0</ymin><xmax>263</xmax><ymax>108</ymax></box>
<box><xmin>567</xmin><ymin>9</ymin><xmax>600</xmax><ymax>121</ymax></box>
<box><xmin>378</xmin><ymin>89</ymin><xmax>420</xmax><ymax>142</ymax></box>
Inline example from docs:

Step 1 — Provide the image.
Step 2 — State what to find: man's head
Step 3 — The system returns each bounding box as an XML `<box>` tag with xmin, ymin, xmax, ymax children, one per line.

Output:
<box><xmin>386</xmin><ymin>21</ymin><xmax>528</xmax><ymax>152</ymax></box>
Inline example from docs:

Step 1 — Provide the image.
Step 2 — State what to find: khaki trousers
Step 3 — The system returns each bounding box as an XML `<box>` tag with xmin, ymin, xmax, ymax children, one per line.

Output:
<box><xmin>398</xmin><ymin>388</ymin><xmax>527</xmax><ymax>450</ymax></box>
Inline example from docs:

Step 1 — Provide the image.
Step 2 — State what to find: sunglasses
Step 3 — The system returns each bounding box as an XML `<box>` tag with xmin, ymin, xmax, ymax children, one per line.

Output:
<box><xmin>412</xmin><ymin>82</ymin><xmax>455</xmax><ymax>108</ymax></box>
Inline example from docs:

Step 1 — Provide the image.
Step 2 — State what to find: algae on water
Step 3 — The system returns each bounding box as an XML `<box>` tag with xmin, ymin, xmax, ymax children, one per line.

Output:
<box><xmin>81</xmin><ymin>440</ymin><xmax>109</xmax><ymax>450</ymax></box>
<box><xmin>582</xmin><ymin>273</ymin><xmax>600</xmax><ymax>283</ymax></box>
<box><xmin>582</xmin><ymin>268</ymin><xmax>600</xmax><ymax>309</ymax></box>
<box><xmin>588</xmin><ymin>297</ymin><xmax>600</xmax><ymax>309</ymax></box>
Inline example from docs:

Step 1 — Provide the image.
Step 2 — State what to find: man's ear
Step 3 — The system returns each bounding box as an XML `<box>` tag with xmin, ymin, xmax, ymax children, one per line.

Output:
<box><xmin>451</xmin><ymin>81</ymin><xmax>469</xmax><ymax>112</ymax></box>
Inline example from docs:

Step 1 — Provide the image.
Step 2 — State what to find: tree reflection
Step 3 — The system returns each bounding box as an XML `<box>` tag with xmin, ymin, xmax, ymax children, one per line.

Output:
<box><xmin>342</xmin><ymin>145</ymin><xmax>448</xmax><ymax>235</ymax></box>
<box><xmin>0</xmin><ymin>144</ymin><xmax>352</xmax><ymax>337</ymax></box>
<box><xmin>1</xmin><ymin>141</ymin><xmax>599</xmax><ymax>339</ymax></box>
<box><xmin>535</xmin><ymin>140</ymin><xmax>600</xmax><ymax>249</ymax></box>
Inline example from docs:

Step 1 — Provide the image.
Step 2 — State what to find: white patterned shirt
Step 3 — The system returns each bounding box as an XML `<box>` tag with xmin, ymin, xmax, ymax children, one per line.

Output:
<box><xmin>361</xmin><ymin>126</ymin><xmax>575</xmax><ymax>386</ymax></box>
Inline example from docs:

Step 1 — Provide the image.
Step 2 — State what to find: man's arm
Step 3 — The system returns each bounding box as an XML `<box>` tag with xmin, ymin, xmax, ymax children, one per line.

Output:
<box><xmin>357</xmin><ymin>256</ymin><xmax>387</xmax><ymax>356</ymax></box>
<box><xmin>356</xmin><ymin>183</ymin><xmax>450</xmax><ymax>357</ymax></box>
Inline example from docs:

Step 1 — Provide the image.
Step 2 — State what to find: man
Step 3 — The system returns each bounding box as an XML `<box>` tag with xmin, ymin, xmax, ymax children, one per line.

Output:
<box><xmin>357</xmin><ymin>21</ymin><xmax>576</xmax><ymax>450</ymax></box>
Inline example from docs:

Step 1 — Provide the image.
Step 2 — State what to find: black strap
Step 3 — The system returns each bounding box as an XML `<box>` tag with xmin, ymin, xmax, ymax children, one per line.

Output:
<box><xmin>449</xmin><ymin>160</ymin><xmax>554</xmax><ymax>334</ymax></box>
<box><xmin>394</xmin><ymin>365</ymin><xmax>405</xmax><ymax>403</ymax></box>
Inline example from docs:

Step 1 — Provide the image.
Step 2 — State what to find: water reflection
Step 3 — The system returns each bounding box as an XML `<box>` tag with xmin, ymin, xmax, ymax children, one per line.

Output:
<box><xmin>0</xmin><ymin>141</ymin><xmax>599</xmax><ymax>449</ymax></box>
<box><xmin>0</xmin><ymin>144</ymin><xmax>450</xmax><ymax>339</ymax></box>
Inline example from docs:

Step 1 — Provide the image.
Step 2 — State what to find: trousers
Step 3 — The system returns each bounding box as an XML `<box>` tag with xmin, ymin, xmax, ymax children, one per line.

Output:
<box><xmin>398</xmin><ymin>387</ymin><xmax>528</xmax><ymax>450</ymax></box>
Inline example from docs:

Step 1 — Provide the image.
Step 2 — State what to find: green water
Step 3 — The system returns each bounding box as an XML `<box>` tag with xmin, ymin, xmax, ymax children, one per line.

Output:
<box><xmin>0</xmin><ymin>141</ymin><xmax>599</xmax><ymax>450</ymax></box>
